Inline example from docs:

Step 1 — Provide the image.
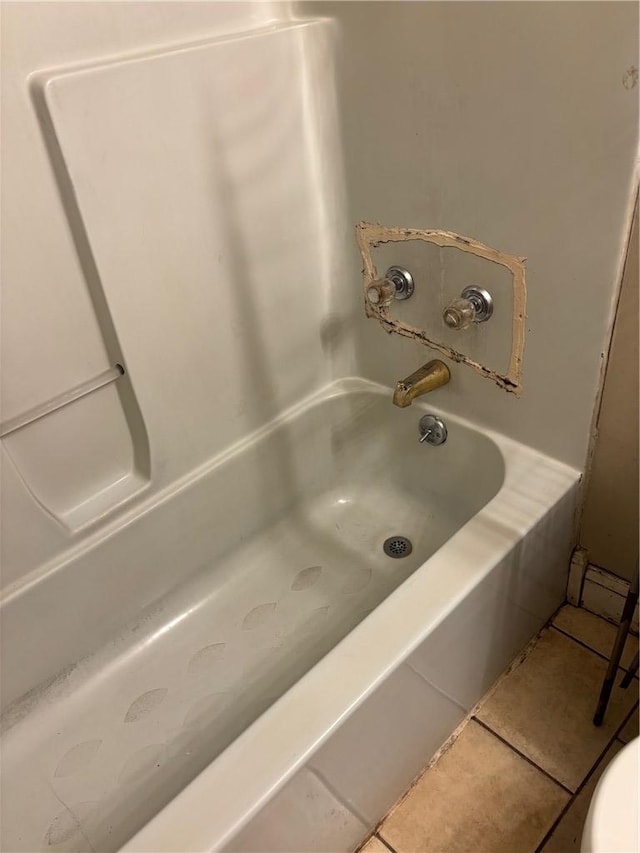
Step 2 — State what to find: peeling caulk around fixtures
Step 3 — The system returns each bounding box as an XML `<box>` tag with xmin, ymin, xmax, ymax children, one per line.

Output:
<box><xmin>355</xmin><ymin>221</ymin><xmax>527</xmax><ymax>396</ymax></box>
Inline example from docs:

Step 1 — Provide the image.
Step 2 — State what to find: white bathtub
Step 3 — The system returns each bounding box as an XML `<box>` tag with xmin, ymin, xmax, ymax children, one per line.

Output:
<box><xmin>0</xmin><ymin>378</ymin><xmax>580</xmax><ymax>853</ymax></box>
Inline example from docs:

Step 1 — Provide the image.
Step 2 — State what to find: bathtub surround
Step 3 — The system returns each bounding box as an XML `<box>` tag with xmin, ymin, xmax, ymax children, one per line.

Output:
<box><xmin>2</xmin><ymin>0</ymin><xmax>637</xmax><ymax>590</ymax></box>
<box><xmin>1</xmin><ymin>5</ymin><xmax>353</xmax><ymax>588</ymax></box>
<box><xmin>1</xmin><ymin>2</ymin><xmax>637</xmax><ymax>851</ymax></box>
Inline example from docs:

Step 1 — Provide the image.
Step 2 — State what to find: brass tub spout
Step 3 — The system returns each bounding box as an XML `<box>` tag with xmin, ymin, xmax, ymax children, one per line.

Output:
<box><xmin>392</xmin><ymin>360</ymin><xmax>450</xmax><ymax>408</ymax></box>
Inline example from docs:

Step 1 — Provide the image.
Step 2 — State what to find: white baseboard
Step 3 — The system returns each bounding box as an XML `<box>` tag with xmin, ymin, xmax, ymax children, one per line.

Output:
<box><xmin>567</xmin><ymin>552</ymin><xmax>639</xmax><ymax>632</ymax></box>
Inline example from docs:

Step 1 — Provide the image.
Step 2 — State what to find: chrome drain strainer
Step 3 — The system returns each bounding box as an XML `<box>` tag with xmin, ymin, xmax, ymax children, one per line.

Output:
<box><xmin>383</xmin><ymin>536</ymin><xmax>413</xmax><ymax>558</ymax></box>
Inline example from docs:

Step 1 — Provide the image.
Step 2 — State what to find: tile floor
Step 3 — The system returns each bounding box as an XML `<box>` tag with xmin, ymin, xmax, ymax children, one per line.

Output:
<box><xmin>360</xmin><ymin>604</ymin><xmax>639</xmax><ymax>853</ymax></box>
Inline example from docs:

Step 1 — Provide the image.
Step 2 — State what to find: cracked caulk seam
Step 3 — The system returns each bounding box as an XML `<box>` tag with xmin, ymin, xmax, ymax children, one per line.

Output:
<box><xmin>356</xmin><ymin>221</ymin><xmax>527</xmax><ymax>396</ymax></box>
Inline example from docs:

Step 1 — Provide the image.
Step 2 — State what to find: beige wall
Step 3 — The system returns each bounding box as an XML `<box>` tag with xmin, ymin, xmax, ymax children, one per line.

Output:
<box><xmin>303</xmin><ymin>1</ymin><xmax>639</xmax><ymax>472</ymax></box>
<box><xmin>580</xmin><ymin>201</ymin><xmax>639</xmax><ymax>582</ymax></box>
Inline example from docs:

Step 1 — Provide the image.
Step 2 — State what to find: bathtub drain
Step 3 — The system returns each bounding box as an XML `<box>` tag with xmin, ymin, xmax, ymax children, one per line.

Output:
<box><xmin>383</xmin><ymin>536</ymin><xmax>413</xmax><ymax>558</ymax></box>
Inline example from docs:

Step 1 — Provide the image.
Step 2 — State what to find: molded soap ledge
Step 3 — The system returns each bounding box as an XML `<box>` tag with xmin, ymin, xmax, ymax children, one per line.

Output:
<box><xmin>2</xmin><ymin>382</ymin><xmax>149</xmax><ymax>532</ymax></box>
<box><xmin>59</xmin><ymin>470</ymin><xmax>149</xmax><ymax>530</ymax></box>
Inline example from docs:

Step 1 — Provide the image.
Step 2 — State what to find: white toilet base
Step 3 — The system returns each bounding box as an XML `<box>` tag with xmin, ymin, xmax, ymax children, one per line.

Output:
<box><xmin>581</xmin><ymin>736</ymin><xmax>639</xmax><ymax>853</ymax></box>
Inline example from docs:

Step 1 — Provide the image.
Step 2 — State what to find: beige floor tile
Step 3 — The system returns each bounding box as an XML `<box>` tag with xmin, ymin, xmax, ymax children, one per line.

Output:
<box><xmin>553</xmin><ymin>605</ymin><xmax>639</xmax><ymax>669</ymax></box>
<box><xmin>380</xmin><ymin>720</ymin><xmax>568</xmax><ymax>853</ymax></box>
<box><xmin>359</xmin><ymin>835</ymin><xmax>391</xmax><ymax>853</ymax></box>
<box><xmin>542</xmin><ymin>741</ymin><xmax>624</xmax><ymax>853</ymax></box>
<box><xmin>619</xmin><ymin>705</ymin><xmax>639</xmax><ymax>743</ymax></box>
<box><xmin>476</xmin><ymin>628</ymin><xmax>637</xmax><ymax>791</ymax></box>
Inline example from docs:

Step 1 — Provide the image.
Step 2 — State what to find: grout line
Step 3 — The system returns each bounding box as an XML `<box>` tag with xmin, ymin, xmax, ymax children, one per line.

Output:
<box><xmin>470</xmin><ymin>630</ymin><xmax>546</xmax><ymax>715</ymax></box>
<box><xmin>362</xmin><ymin>608</ymin><xmax>635</xmax><ymax>853</ymax></box>
<box><xmin>375</xmin><ymin>833</ymin><xmax>398</xmax><ymax>853</ymax></box>
<box><xmin>564</xmin><ymin>600</ymin><xmax>639</xmax><ymax>638</ymax></box>
<box><xmin>534</xmin><ymin>798</ymin><xmax>574</xmax><ymax>852</ymax></box>
<box><xmin>550</xmin><ymin>624</ymin><xmax>638</xmax><ymax>671</ymax></box>
<box><xmin>535</xmin><ymin>781</ymin><xmax>587</xmax><ymax>851</ymax></box>
<box><xmin>354</xmin><ymin>709</ymin><xmax>476</xmax><ymax>853</ymax></box>
<box><xmin>370</xmin><ymin>707</ymin><xmax>476</xmax><ymax>834</ymax></box>
<box><xmin>551</xmin><ymin>624</ymin><xmax>611</xmax><ymax>661</ymax></box>
<box><xmin>355</xmin><ymin>835</ymin><xmax>373</xmax><ymax>853</ymax></box>
<box><xmin>472</xmin><ymin>717</ymin><xmax>574</xmax><ymax>795</ymax></box>
<box><xmin>534</xmin><ymin>700</ymin><xmax>640</xmax><ymax>852</ymax></box>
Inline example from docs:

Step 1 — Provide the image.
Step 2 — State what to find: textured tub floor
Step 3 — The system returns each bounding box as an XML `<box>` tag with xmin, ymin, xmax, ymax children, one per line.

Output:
<box><xmin>360</xmin><ymin>604</ymin><xmax>639</xmax><ymax>853</ymax></box>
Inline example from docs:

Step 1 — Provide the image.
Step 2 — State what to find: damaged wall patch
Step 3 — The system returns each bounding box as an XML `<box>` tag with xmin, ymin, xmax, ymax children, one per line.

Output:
<box><xmin>356</xmin><ymin>221</ymin><xmax>527</xmax><ymax>396</ymax></box>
